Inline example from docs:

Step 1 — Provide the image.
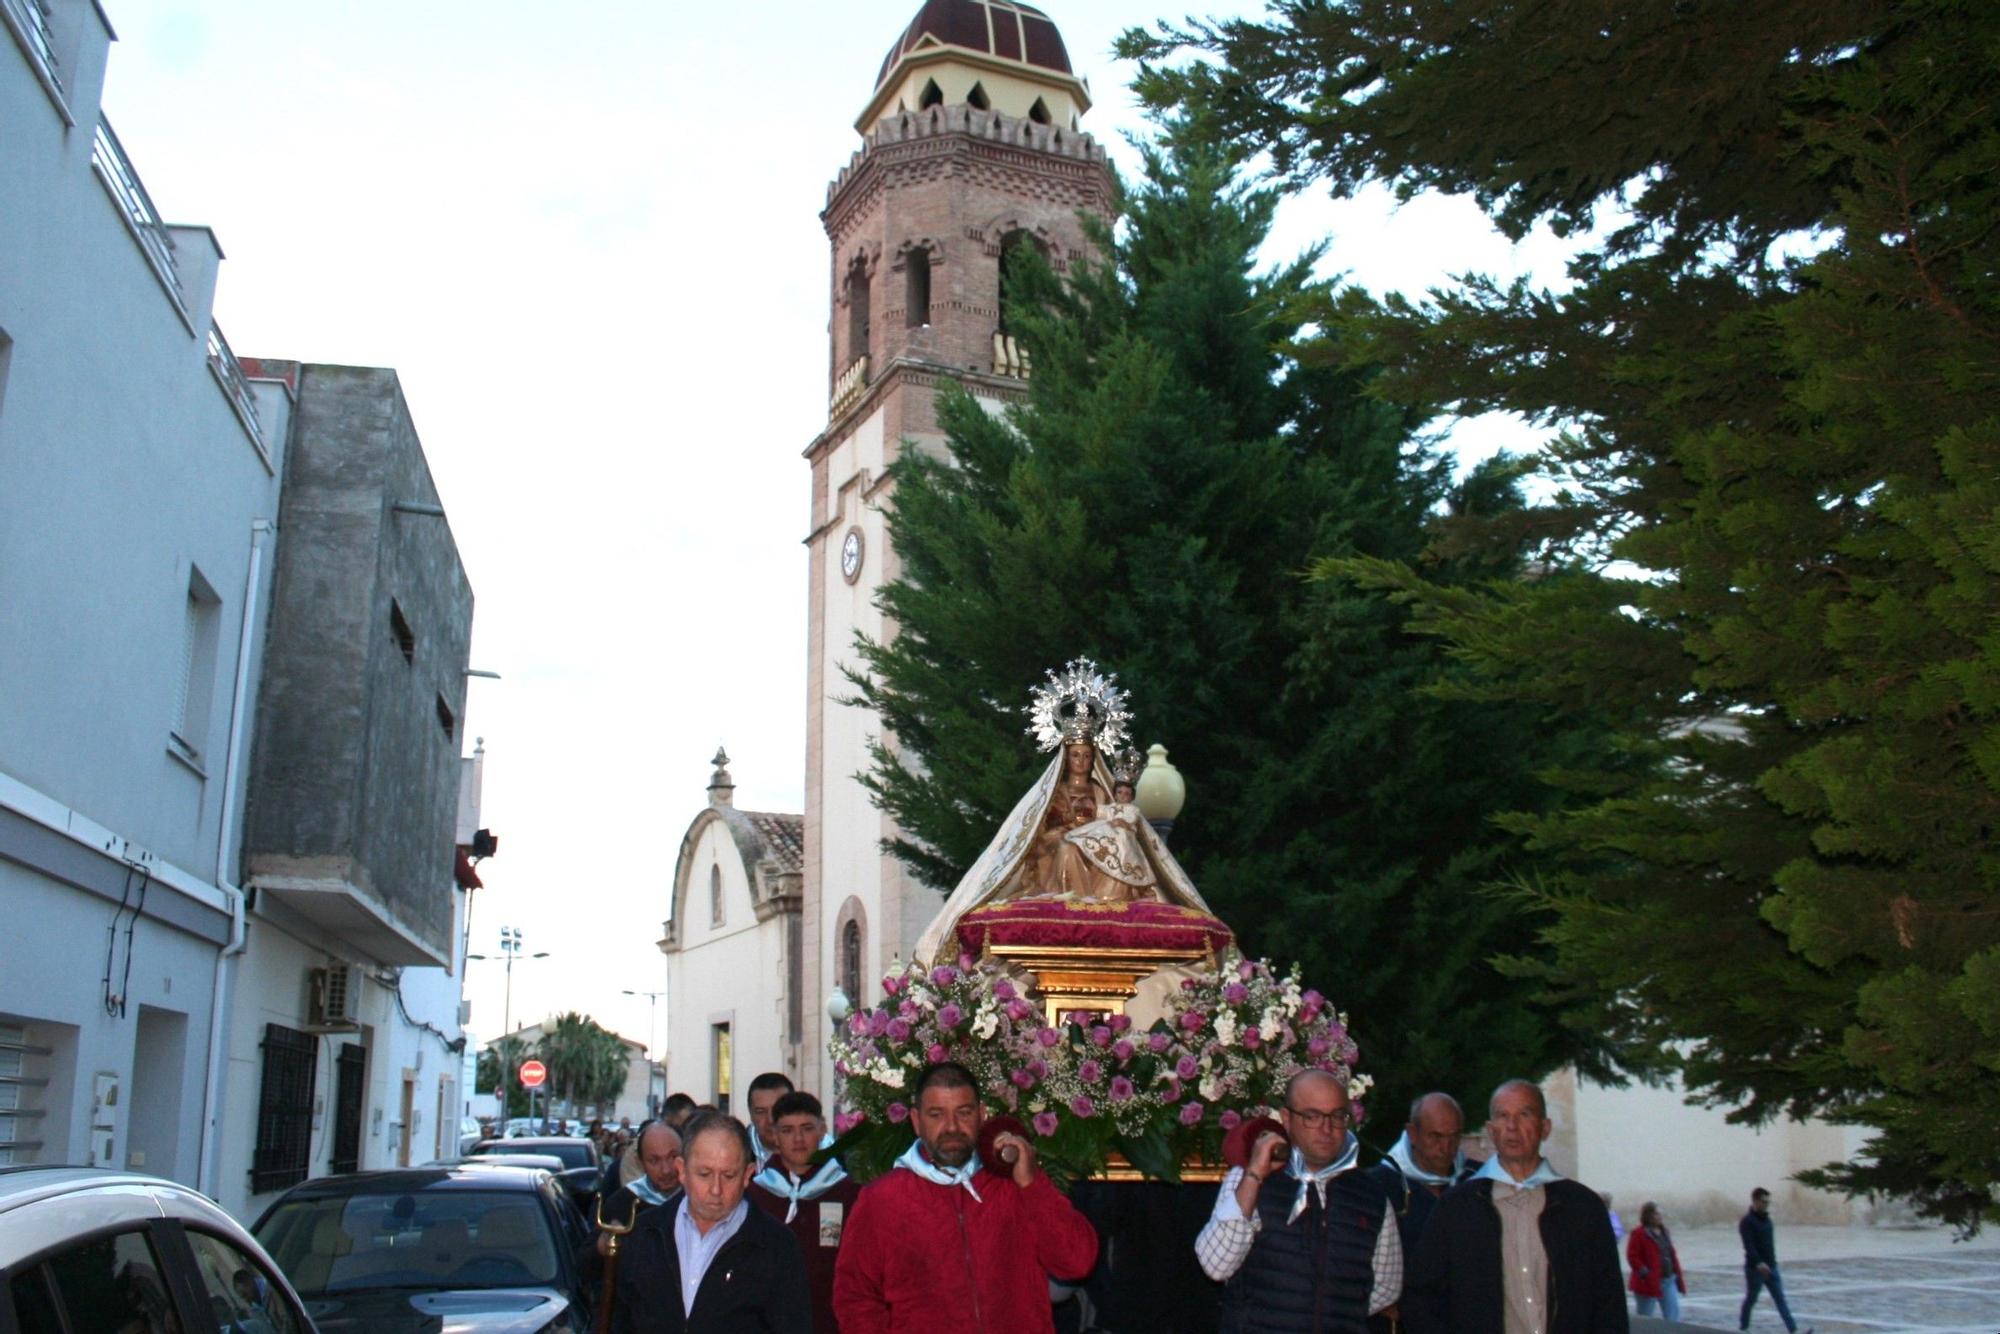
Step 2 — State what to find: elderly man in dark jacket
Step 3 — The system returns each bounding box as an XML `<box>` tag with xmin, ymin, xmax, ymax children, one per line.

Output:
<box><xmin>611</xmin><ymin>1112</ymin><xmax>812</xmax><ymax>1334</ymax></box>
<box><xmin>1403</xmin><ymin>1080</ymin><xmax>1626</xmax><ymax>1334</ymax></box>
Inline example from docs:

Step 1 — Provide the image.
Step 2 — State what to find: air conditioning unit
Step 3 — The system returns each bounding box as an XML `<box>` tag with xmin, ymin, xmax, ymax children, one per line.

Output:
<box><xmin>307</xmin><ymin>965</ymin><xmax>359</xmax><ymax>1029</ymax></box>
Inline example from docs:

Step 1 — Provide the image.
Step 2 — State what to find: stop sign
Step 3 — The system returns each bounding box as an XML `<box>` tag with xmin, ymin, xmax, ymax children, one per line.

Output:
<box><xmin>518</xmin><ymin>1059</ymin><xmax>547</xmax><ymax>1089</ymax></box>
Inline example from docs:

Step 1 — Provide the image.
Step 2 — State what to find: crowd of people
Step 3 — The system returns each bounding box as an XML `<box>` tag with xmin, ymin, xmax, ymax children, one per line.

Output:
<box><xmin>580</xmin><ymin>1067</ymin><xmax>1810</xmax><ymax>1334</ymax></box>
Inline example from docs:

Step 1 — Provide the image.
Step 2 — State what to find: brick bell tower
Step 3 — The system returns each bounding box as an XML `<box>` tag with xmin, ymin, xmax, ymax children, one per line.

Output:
<box><xmin>801</xmin><ymin>1</ymin><xmax>1112</xmax><ymax>1094</ymax></box>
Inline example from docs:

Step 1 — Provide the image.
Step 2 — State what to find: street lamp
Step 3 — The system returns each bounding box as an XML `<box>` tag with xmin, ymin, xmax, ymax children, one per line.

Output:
<box><xmin>1135</xmin><ymin>742</ymin><xmax>1187</xmax><ymax>842</ymax></box>
<box><xmin>467</xmin><ymin>925</ymin><xmax>551</xmax><ymax>1040</ymax></box>
<box><xmin>623</xmin><ymin>988</ymin><xmax>667</xmax><ymax>1114</ymax></box>
<box><xmin>825</xmin><ymin>987</ymin><xmax>852</xmax><ymax>1112</ymax></box>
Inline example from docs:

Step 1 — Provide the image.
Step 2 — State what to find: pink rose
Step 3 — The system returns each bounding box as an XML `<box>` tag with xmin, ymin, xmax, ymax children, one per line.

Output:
<box><xmin>835</xmin><ymin>1111</ymin><xmax>865</xmax><ymax>1134</ymax></box>
<box><xmin>1148</xmin><ymin>1032</ymin><xmax>1172</xmax><ymax>1053</ymax></box>
<box><xmin>847</xmin><ymin>1014</ymin><xmax>868</xmax><ymax>1037</ymax></box>
<box><xmin>1011</xmin><ymin>1068</ymin><xmax>1037</xmax><ymax>1089</ymax></box>
<box><xmin>1223</xmin><ymin>982</ymin><xmax>1249</xmax><ymax>1005</ymax></box>
<box><xmin>1176</xmin><ymin>1054</ymin><xmax>1199</xmax><ymax>1080</ymax></box>
<box><xmin>868</xmin><ymin>1011</ymin><xmax>891</xmax><ymax>1037</ymax></box>
<box><xmin>1238</xmin><ymin>960</ymin><xmax>1256</xmax><ymax>981</ymax></box>
<box><xmin>887</xmin><ymin>1102</ymin><xmax>909</xmax><ymax>1124</ymax></box>
<box><xmin>1033</xmin><ymin>1111</ymin><xmax>1060</xmax><ymax>1137</ymax></box>
<box><xmin>1243</xmin><ymin>1027</ymin><xmax>1262</xmax><ymax>1049</ymax></box>
<box><xmin>1070</xmin><ymin>1095</ymin><xmax>1096</xmax><ymax>1118</ymax></box>
<box><xmin>1179</xmin><ymin>1101</ymin><xmax>1205</xmax><ymax>1126</ymax></box>
<box><xmin>1162</xmin><ymin>1077</ymin><xmax>1182</xmax><ymax>1103</ymax></box>
<box><xmin>1108</xmin><ymin>1013</ymin><xmax>1131</xmax><ymax>1033</ymax></box>
<box><xmin>932</xmin><ymin>965</ymin><xmax>959</xmax><ymax>987</ymax></box>
<box><xmin>1078</xmin><ymin>1060</ymin><xmax>1103</xmax><ymax>1084</ymax></box>
<box><xmin>1036</xmin><ymin>1027</ymin><xmax>1060</xmax><ymax>1048</ymax></box>
<box><xmin>1027</xmin><ymin>1058</ymin><xmax>1049</xmax><ymax>1080</ymax></box>
<box><xmin>1109</xmin><ymin>1076</ymin><xmax>1136</xmax><ymax>1101</ymax></box>
<box><xmin>1090</xmin><ymin>1025</ymin><xmax>1113</xmax><ymax>1047</ymax></box>
<box><xmin>992</xmin><ymin>978</ymin><xmax>1017</xmax><ymax>1001</ymax></box>
<box><xmin>1005</xmin><ymin>999</ymin><xmax>1034</xmax><ymax>1021</ymax></box>
<box><xmin>1180</xmin><ymin>1012</ymin><xmax>1206</xmax><ymax>1031</ymax></box>
<box><xmin>883</xmin><ymin>976</ymin><xmax>901</xmax><ymax>995</ymax></box>
<box><xmin>1220</xmin><ymin>1109</ymin><xmax>1242</xmax><ymax>1130</ymax></box>
<box><xmin>937</xmin><ymin>1003</ymin><xmax>964</xmax><ymax>1029</ymax></box>
<box><xmin>886</xmin><ymin>1018</ymin><xmax>911</xmax><ymax>1042</ymax></box>
<box><xmin>927</xmin><ymin>1043</ymin><xmax>948</xmax><ymax>1063</ymax></box>
<box><xmin>1112</xmin><ymin>1039</ymin><xmax>1136</xmax><ymax>1062</ymax></box>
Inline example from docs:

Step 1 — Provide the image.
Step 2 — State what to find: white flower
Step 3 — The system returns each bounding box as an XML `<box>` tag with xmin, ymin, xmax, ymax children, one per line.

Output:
<box><xmin>1260</xmin><ymin>1007</ymin><xmax>1284</xmax><ymax>1037</ymax></box>
<box><xmin>1199</xmin><ymin>1073</ymin><xmax>1223</xmax><ymax>1101</ymax></box>
<box><xmin>875</xmin><ymin>1063</ymin><xmax>906</xmax><ymax>1089</ymax></box>
<box><xmin>1348</xmin><ymin>1073</ymin><xmax>1374</xmax><ymax>1099</ymax></box>
<box><xmin>973</xmin><ymin>1011</ymin><xmax>999</xmax><ymax>1040</ymax></box>
<box><xmin>1214</xmin><ymin>1011</ymin><xmax>1239</xmax><ymax>1045</ymax></box>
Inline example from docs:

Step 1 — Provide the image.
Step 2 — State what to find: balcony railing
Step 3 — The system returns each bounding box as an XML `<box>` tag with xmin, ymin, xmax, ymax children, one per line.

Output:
<box><xmin>91</xmin><ymin>117</ymin><xmax>188</xmax><ymax>321</ymax></box>
<box><xmin>1</xmin><ymin>0</ymin><xmax>61</xmax><ymax>95</ymax></box>
<box><xmin>993</xmin><ymin>332</ymin><xmax>1031</xmax><ymax>380</ymax></box>
<box><xmin>831</xmin><ymin>354</ymin><xmax>870</xmax><ymax>416</ymax></box>
<box><xmin>208</xmin><ymin>323</ymin><xmax>270</xmax><ymax>465</ymax></box>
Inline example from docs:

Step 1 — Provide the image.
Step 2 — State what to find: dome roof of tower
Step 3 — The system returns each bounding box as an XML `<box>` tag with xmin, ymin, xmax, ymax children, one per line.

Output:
<box><xmin>876</xmin><ymin>0</ymin><xmax>1075</xmax><ymax>89</ymax></box>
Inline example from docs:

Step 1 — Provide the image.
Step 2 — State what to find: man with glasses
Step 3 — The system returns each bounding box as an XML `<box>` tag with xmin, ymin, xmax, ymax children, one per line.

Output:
<box><xmin>1195</xmin><ymin>1068</ymin><xmax>1401</xmax><ymax>1331</ymax></box>
<box><xmin>1403</xmin><ymin>1079</ymin><xmax>1626</xmax><ymax>1334</ymax></box>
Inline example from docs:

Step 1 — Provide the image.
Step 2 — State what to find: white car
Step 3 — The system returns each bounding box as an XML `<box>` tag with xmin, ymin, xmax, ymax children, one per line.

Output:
<box><xmin>0</xmin><ymin>1165</ymin><xmax>316</xmax><ymax>1331</ymax></box>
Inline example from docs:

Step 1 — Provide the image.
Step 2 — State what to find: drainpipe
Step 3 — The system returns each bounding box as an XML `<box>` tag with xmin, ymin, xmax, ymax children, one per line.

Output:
<box><xmin>197</xmin><ymin>518</ymin><xmax>273</xmax><ymax>1197</ymax></box>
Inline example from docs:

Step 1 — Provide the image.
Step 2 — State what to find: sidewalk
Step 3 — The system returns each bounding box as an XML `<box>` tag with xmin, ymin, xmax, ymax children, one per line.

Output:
<box><xmin>1646</xmin><ymin>1223</ymin><xmax>2000</xmax><ymax>1334</ymax></box>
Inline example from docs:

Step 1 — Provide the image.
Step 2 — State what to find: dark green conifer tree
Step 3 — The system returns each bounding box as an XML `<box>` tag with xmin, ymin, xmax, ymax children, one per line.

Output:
<box><xmin>851</xmin><ymin>135</ymin><xmax>1609</xmax><ymax>1131</ymax></box>
<box><xmin>1122</xmin><ymin>0</ymin><xmax>2000</xmax><ymax>1226</ymax></box>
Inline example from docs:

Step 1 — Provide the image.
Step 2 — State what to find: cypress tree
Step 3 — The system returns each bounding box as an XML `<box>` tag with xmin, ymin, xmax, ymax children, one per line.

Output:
<box><xmin>1122</xmin><ymin>0</ymin><xmax>2000</xmax><ymax>1226</ymax></box>
<box><xmin>851</xmin><ymin>135</ymin><xmax>1609</xmax><ymax>1130</ymax></box>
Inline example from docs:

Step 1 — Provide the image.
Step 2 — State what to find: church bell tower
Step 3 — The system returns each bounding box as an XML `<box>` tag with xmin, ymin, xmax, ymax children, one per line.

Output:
<box><xmin>801</xmin><ymin>1</ymin><xmax>1113</xmax><ymax>1094</ymax></box>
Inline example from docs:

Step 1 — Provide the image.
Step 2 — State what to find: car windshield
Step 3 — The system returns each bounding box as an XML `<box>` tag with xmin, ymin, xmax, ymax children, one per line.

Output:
<box><xmin>254</xmin><ymin>1189</ymin><xmax>559</xmax><ymax>1298</ymax></box>
<box><xmin>475</xmin><ymin>1140</ymin><xmax>591</xmax><ymax>1170</ymax></box>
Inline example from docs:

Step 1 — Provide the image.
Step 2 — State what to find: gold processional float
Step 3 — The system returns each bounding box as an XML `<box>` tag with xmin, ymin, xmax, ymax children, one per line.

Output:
<box><xmin>827</xmin><ymin>660</ymin><xmax>1369</xmax><ymax>1186</ymax></box>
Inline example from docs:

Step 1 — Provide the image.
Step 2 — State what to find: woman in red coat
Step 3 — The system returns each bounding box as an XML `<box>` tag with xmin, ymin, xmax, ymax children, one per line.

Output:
<box><xmin>1626</xmin><ymin>1200</ymin><xmax>1686</xmax><ymax>1320</ymax></box>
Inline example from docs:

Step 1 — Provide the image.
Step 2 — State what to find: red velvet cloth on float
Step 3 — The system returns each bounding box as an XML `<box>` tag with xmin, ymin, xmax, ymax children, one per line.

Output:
<box><xmin>955</xmin><ymin>899</ymin><xmax>1235</xmax><ymax>957</ymax></box>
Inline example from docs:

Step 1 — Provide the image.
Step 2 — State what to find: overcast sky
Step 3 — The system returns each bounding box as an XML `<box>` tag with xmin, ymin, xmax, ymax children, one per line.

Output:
<box><xmin>95</xmin><ymin>0</ymin><xmax>1574</xmax><ymax>1062</ymax></box>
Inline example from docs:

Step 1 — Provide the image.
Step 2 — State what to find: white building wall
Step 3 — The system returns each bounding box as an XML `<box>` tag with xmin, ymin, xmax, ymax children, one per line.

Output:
<box><xmin>665</xmin><ymin>821</ymin><xmax>789</xmax><ymax>1114</ymax></box>
<box><xmin>0</xmin><ymin>0</ymin><xmax>293</xmax><ymax>1198</ymax></box>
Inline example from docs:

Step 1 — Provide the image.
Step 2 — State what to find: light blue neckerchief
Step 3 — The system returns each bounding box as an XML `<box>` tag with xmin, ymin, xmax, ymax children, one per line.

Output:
<box><xmin>894</xmin><ymin>1139</ymin><xmax>984</xmax><ymax>1203</ymax></box>
<box><xmin>627</xmin><ymin>1176</ymin><xmax>671</xmax><ymax>1206</ymax></box>
<box><xmin>1287</xmin><ymin>1137</ymin><xmax>1360</xmax><ymax>1223</ymax></box>
<box><xmin>1474</xmin><ymin>1155</ymin><xmax>1563</xmax><ymax>1191</ymax></box>
<box><xmin>752</xmin><ymin>1158</ymin><xmax>851</xmax><ymax>1223</ymax></box>
<box><xmin>1386</xmin><ymin>1130</ymin><xmax>1467</xmax><ymax>1188</ymax></box>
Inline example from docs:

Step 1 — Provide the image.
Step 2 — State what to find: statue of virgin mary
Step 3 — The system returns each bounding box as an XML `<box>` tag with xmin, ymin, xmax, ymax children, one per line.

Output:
<box><xmin>914</xmin><ymin>660</ymin><xmax>1225</xmax><ymax>966</ymax></box>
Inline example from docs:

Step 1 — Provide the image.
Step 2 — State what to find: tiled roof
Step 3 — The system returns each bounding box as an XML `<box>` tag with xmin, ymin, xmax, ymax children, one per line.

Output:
<box><xmin>877</xmin><ymin>0</ymin><xmax>1073</xmax><ymax>89</ymax></box>
<box><xmin>742</xmin><ymin>810</ymin><xmax>804</xmax><ymax>874</ymax></box>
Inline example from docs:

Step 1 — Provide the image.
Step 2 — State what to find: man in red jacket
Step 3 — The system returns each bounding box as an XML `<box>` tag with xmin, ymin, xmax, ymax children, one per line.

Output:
<box><xmin>832</xmin><ymin>1062</ymin><xmax>1099</xmax><ymax>1333</ymax></box>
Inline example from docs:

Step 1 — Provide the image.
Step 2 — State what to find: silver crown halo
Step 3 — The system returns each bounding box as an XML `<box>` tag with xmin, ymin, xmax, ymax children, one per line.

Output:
<box><xmin>1108</xmin><ymin>748</ymin><xmax>1145</xmax><ymax>788</ymax></box>
<box><xmin>1026</xmin><ymin>658</ymin><xmax>1134</xmax><ymax>756</ymax></box>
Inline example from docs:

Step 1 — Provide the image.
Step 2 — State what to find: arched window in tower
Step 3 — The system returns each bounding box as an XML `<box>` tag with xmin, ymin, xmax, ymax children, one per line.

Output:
<box><xmin>1028</xmin><ymin>97</ymin><xmax>1051</xmax><ymax>125</ymax></box>
<box><xmin>905</xmin><ymin>247</ymin><xmax>931</xmax><ymax>328</ymax></box>
<box><xmin>710</xmin><ymin>864</ymin><xmax>724</xmax><ymax>928</ymax></box>
<box><xmin>919</xmin><ymin>78</ymin><xmax>943</xmax><ymax>110</ymax></box>
<box><xmin>846</xmin><ymin>258</ymin><xmax>871</xmax><ymax>366</ymax></box>
<box><xmin>997</xmin><ymin>230</ymin><xmax>1047</xmax><ymax>336</ymax></box>
<box><xmin>841</xmin><ymin>919</ymin><xmax>862</xmax><ymax>1010</ymax></box>
<box><xmin>967</xmin><ymin>82</ymin><xmax>990</xmax><ymax>111</ymax></box>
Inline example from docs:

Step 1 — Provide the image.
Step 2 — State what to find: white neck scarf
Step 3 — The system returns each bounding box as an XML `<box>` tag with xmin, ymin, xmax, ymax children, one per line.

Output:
<box><xmin>1386</xmin><ymin>1131</ymin><xmax>1467</xmax><ymax>1188</ymax></box>
<box><xmin>1287</xmin><ymin>1137</ymin><xmax>1360</xmax><ymax>1223</ymax></box>
<box><xmin>1474</xmin><ymin>1155</ymin><xmax>1563</xmax><ymax>1191</ymax></box>
<box><xmin>627</xmin><ymin>1176</ymin><xmax>671</xmax><ymax>1206</ymax></box>
<box><xmin>894</xmin><ymin>1139</ymin><xmax>984</xmax><ymax>1203</ymax></box>
<box><xmin>752</xmin><ymin>1158</ymin><xmax>850</xmax><ymax>1223</ymax></box>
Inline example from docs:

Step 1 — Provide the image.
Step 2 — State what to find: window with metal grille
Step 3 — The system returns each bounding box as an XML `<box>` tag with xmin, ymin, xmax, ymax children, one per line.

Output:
<box><xmin>0</xmin><ymin>1020</ymin><xmax>52</xmax><ymax>1167</ymax></box>
<box><xmin>251</xmin><ymin>1023</ymin><xmax>317</xmax><ymax>1193</ymax></box>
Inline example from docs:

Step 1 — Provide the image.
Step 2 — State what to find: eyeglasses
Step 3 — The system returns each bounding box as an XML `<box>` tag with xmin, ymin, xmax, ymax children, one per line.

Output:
<box><xmin>1284</xmin><ymin>1106</ymin><xmax>1353</xmax><ymax>1130</ymax></box>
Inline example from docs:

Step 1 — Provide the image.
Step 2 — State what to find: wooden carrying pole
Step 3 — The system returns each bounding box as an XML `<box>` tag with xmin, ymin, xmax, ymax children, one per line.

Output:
<box><xmin>594</xmin><ymin>1194</ymin><xmax>640</xmax><ymax>1333</ymax></box>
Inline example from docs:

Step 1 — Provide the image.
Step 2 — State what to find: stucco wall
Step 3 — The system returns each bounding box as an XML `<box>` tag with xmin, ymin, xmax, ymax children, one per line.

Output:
<box><xmin>666</xmin><ymin>820</ymin><xmax>791</xmax><ymax>1110</ymax></box>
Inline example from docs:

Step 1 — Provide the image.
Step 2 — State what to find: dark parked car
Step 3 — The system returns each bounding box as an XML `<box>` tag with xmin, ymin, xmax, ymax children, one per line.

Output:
<box><xmin>0</xmin><ymin>1165</ymin><xmax>316</xmax><ymax>1332</ymax></box>
<box><xmin>252</xmin><ymin>1165</ymin><xmax>594</xmax><ymax>1333</ymax></box>
<box><xmin>466</xmin><ymin>1137</ymin><xmax>600</xmax><ymax>1213</ymax></box>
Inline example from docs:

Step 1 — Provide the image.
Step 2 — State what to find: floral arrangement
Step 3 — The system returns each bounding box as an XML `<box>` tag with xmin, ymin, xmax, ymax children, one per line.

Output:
<box><xmin>827</xmin><ymin>950</ymin><xmax>1369</xmax><ymax>1182</ymax></box>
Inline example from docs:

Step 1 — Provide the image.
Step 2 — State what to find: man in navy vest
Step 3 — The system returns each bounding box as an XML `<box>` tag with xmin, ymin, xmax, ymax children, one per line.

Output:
<box><xmin>1362</xmin><ymin>1092</ymin><xmax>1480</xmax><ymax>1332</ymax></box>
<box><xmin>1195</xmin><ymin>1069</ymin><xmax>1401</xmax><ymax>1332</ymax></box>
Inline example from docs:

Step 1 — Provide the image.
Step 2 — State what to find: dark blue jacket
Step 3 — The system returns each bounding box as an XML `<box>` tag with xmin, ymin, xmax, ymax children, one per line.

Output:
<box><xmin>610</xmin><ymin>1198</ymin><xmax>812</xmax><ymax>1334</ymax></box>
<box><xmin>1220</xmin><ymin>1166</ymin><xmax>1392</xmax><ymax>1334</ymax></box>
<box><xmin>1362</xmin><ymin>1157</ymin><xmax>1482</xmax><ymax>1260</ymax></box>
<box><xmin>1739</xmin><ymin>1209</ymin><xmax>1779</xmax><ymax>1268</ymax></box>
<box><xmin>1403</xmin><ymin>1178</ymin><xmax>1627</xmax><ymax>1334</ymax></box>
